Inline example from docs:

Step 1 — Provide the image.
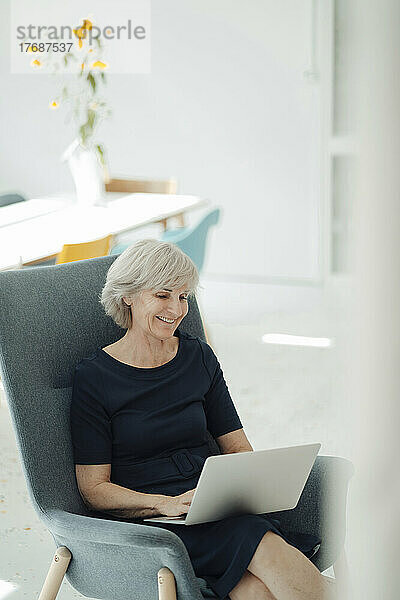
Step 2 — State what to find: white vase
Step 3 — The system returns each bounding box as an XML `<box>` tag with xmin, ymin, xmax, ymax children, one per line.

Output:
<box><xmin>63</xmin><ymin>140</ymin><xmax>105</xmax><ymax>206</ymax></box>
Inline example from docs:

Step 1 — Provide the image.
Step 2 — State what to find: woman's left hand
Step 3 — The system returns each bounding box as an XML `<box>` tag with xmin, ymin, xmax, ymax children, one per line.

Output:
<box><xmin>155</xmin><ymin>488</ymin><xmax>196</xmax><ymax>517</ymax></box>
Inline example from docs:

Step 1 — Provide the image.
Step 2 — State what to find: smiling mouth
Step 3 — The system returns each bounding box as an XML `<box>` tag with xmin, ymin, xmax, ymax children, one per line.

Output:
<box><xmin>156</xmin><ymin>316</ymin><xmax>175</xmax><ymax>324</ymax></box>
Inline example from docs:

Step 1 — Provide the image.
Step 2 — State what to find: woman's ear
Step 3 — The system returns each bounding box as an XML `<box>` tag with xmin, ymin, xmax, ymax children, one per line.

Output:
<box><xmin>122</xmin><ymin>296</ymin><xmax>132</xmax><ymax>307</ymax></box>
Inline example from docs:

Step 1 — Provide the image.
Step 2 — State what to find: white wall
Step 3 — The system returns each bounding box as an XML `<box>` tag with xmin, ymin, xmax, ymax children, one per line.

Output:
<box><xmin>347</xmin><ymin>1</ymin><xmax>400</xmax><ymax>597</ymax></box>
<box><xmin>0</xmin><ymin>0</ymin><xmax>322</xmax><ymax>281</ymax></box>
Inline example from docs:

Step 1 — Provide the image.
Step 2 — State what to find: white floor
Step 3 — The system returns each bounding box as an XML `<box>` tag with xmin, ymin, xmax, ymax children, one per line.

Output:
<box><xmin>0</xmin><ymin>275</ymin><xmax>349</xmax><ymax>599</ymax></box>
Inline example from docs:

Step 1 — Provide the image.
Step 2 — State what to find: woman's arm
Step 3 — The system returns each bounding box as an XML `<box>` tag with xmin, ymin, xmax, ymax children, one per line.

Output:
<box><xmin>75</xmin><ymin>464</ymin><xmax>194</xmax><ymax>519</ymax></box>
<box><xmin>216</xmin><ymin>428</ymin><xmax>253</xmax><ymax>454</ymax></box>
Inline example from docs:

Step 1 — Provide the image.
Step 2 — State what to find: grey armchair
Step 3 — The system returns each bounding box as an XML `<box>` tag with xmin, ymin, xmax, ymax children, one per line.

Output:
<box><xmin>0</xmin><ymin>256</ymin><xmax>353</xmax><ymax>600</ymax></box>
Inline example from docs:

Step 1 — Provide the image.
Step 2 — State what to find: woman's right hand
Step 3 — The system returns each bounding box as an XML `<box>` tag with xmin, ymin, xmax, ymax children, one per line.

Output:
<box><xmin>156</xmin><ymin>489</ymin><xmax>195</xmax><ymax>517</ymax></box>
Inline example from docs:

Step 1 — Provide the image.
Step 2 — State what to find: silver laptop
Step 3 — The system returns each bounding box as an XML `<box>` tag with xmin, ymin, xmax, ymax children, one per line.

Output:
<box><xmin>144</xmin><ymin>442</ymin><xmax>320</xmax><ymax>526</ymax></box>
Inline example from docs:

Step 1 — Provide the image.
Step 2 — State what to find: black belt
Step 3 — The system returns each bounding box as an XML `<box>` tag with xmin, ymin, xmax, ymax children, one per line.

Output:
<box><xmin>112</xmin><ymin>445</ymin><xmax>210</xmax><ymax>486</ymax></box>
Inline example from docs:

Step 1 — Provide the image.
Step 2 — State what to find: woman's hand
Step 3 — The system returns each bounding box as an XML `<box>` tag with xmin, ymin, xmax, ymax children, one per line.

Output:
<box><xmin>156</xmin><ymin>489</ymin><xmax>196</xmax><ymax>517</ymax></box>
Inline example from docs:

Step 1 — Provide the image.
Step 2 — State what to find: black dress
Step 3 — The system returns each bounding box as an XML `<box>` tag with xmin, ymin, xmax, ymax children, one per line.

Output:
<box><xmin>70</xmin><ymin>329</ymin><xmax>320</xmax><ymax>599</ymax></box>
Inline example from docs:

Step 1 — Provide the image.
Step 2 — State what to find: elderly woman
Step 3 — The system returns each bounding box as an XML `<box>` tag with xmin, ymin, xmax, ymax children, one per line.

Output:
<box><xmin>71</xmin><ymin>239</ymin><xmax>334</xmax><ymax>600</ymax></box>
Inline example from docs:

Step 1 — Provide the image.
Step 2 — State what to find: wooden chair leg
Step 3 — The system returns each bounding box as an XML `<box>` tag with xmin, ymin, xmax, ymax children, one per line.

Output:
<box><xmin>333</xmin><ymin>549</ymin><xmax>351</xmax><ymax>598</ymax></box>
<box><xmin>158</xmin><ymin>567</ymin><xmax>177</xmax><ymax>600</ymax></box>
<box><xmin>38</xmin><ymin>547</ymin><xmax>72</xmax><ymax>600</ymax></box>
<box><xmin>175</xmin><ymin>212</ymin><xmax>185</xmax><ymax>227</ymax></box>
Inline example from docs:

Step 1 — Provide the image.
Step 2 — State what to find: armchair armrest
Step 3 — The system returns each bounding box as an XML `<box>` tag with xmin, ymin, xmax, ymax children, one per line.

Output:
<box><xmin>43</xmin><ymin>509</ymin><xmax>203</xmax><ymax>600</ymax></box>
<box><xmin>45</xmin><ymin>508</ymin><xmax>180</xmax><ymax>547</ymax></box>
<box><xmin>271</xmin><ymin>455</ymin><xmax>354</xmax><ymax>572</ymax></box>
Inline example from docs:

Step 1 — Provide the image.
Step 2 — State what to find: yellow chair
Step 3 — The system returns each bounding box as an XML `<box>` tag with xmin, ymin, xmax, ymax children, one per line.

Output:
<box><xmin>56</xmin><ymin>235</ymin><xmax>113</xmax><ymax>264</ymax></box>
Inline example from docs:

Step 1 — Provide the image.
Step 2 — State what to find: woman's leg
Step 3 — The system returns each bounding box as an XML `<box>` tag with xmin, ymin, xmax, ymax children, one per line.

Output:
<box><xmin>247</xmin><ymin>531</ymin><xmax>337</xmax><ymax>600</ymax></box>
<box><xmin>229</xmin><ymin>570</ymin><xmax>277</xmax><ymax>600</ymax></box>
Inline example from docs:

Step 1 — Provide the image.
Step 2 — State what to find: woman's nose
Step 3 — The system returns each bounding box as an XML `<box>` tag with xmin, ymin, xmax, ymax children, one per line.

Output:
<box><xmin>167</xmin><ymin>297</ymin><xmax>183</xmax><ymax>316</ymax></box>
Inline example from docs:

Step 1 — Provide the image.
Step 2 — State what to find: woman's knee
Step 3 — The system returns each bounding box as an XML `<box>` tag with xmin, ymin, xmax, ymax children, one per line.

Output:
<box><xmin>251</xmin><ymin>531</ymin><xmax>292</xmax><ymax>571</ymax></box>
<box><xmin>229</xmin><ymin>570</ymin><xmax>272</xmax><ymax>600</ymax></box>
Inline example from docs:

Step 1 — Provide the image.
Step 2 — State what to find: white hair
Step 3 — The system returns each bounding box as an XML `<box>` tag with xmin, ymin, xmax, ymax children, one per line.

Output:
<box><xmin>100</xmin><ymin>239</ymin><xmax>199</xmax><ymax>329</ymax></box>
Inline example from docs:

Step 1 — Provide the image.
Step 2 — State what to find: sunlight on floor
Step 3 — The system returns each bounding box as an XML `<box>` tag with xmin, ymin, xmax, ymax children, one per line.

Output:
<box><xmin>262</xmin><ymin>333</ymin><xmax>333</xmax><ymax>348</ymax></box>
<box><xmin>0</xmin><ymin>581</ymin><xmax>18</xmax><ymax>600</ymax></box>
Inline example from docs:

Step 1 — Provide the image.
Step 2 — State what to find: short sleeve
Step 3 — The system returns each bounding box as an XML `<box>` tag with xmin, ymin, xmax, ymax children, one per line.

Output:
<box><xmin>200</xmin><ymin>342</ymin><xmax>243</xmax><ymax>438</ymax></box>
<box><xmin>70</xmin><ymin>361</ymin><xmax>112</xmax><ymax>464</ymax></box>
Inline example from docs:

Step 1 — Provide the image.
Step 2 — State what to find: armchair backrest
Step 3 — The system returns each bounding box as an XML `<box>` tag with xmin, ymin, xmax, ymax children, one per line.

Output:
<box><xmin>0</xmin><ymin>256</ymin><xmax>207</xmax><ymax>518</ymax></box>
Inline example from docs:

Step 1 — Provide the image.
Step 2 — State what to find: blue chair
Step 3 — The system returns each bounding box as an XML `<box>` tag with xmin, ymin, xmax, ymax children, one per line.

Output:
<box><xmin>110</xmin><ymin>209</ymin><xmax>221</xmax><ymax>273</ymax></box>
<box><xmin>160</xmin><ymin>209</ymin><xmax>220</xmax><ymax>272</ymax></box>
<box><xmin>0</xmin><ymin>193</ymin><xmax>26</xmax><ymax>207</ymax></box>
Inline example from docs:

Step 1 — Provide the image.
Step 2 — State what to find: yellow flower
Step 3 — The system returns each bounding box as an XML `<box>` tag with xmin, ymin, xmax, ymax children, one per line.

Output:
<box><xmin>73</xmin><ymin>19</ymin><xmax>93</xmax><ymax>40</ymax></box>
<box><xmin>74</xmin><ymin>28</ymin><xmax>85</xmax><ymax>39</ymax></box>
<box><xmin>81</xmin><ymin>62</ymin><xmax>85</xmax><ymax>71</ymax></box>
<box><xmin>31</xmin><ymin>59</ymin><xmax>41</xmax><ymax>68</ymax></box>
<box><xmin>49</xmin><ymin>100</ymin><xmax>59</xmax><ymax>110</ymax></box>
<box><xmin>78</xmin><ymin>38</ymin><xmax>83</xmax><ymax>49</ymax></box>
<box><xmin>91</xmin><ymin>60</ymin><xmax>108</xmax><ymax>69</ymax></box>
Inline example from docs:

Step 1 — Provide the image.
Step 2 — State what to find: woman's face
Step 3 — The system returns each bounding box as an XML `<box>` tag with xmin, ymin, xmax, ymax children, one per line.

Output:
<box><xmin>125</xmin><ymin>285</ymin><xmax>189</xmax><ymax>340</ymax></box>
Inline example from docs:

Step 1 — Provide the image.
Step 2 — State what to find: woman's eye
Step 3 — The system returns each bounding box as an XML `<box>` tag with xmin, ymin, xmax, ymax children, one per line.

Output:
<box><xmin>156</xmin><ymin>294</ymin><xmax>188</xmax><ymax>300</ymax></box>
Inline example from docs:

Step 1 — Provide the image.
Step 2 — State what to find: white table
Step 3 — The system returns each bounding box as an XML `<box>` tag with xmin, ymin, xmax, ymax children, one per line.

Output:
<box><xmin>0</xmin><ymin>193</ymin><xmax>205</xmax><ymax>270</ymax></box>
<box><xmin>0</xmin><ymin>197</ymin><xmax>69</xmax><ymax>228</ymax></box>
